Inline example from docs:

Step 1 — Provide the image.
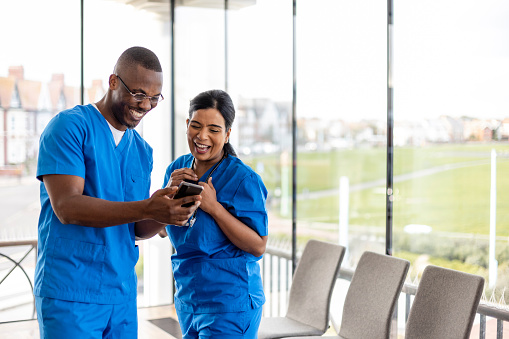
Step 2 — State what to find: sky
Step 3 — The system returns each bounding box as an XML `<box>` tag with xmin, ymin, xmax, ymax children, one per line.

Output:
<box><xmin>1</xmin><ymin>0</ymin><xmax>509</xmax><ymax>122</ymax></box>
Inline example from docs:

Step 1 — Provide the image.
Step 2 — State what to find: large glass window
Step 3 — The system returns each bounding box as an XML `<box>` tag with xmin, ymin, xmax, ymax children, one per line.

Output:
<box><xmin>228</xmin><ymin>0</ymin><xmax>293</xmax><ymax>242</ymax></box>
<box><xmin>294</xmin><ymin>0</ymin><xmax>387</xmax><ymax>327</ymax></box>
<box><xmin>296</xmin><ymin>0</ymin><xmax>387</xmax><ymax>266</ymax></box>
<box><xmin>0</xmin><ymin>0</ymin><xmax>81</xmax><ymax>323</ymax></box>
<box><xmin>228</xmin><ymin>0</ymin><xmax>293</xmax><ymax>316</ymax></box>
<box><xmin>174</xmin><ymin>4</ymin><xmax>226</xmax><ymax>156</ymax></box>
<box><xmin>393</xmin><ymin>0</ymin><xmax>509</xmax><ymax>307</ymax></box>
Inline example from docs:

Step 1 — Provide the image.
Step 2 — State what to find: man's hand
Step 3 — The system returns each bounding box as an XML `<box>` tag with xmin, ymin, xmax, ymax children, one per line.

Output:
<box><xmin>135</xmin><ymin>187</ymin><xmax>201</xmax><ymax>239</ymax></box>
<box><xmin>145</xmin><ymin>186</ymin><xmax>201</xmax><ymax>226</ymax></box>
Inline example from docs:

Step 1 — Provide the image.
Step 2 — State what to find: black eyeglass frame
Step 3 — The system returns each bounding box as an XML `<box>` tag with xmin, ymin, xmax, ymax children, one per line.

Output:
<box><xmin>115</xmin><ymin>74</ymin><xmax>164</xmax><ymax>104</ymax></box>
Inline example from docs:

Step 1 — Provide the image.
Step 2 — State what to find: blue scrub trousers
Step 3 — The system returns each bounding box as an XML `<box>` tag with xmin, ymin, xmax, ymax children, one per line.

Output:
<box><xmin>35</xmin><ymin>296</ymin><xmax>138</xmax><ymax>339</ymax></box>
<box><xmin>177</xmin><ymin>307</ymin><xmax>262</xmax><ymax>339</ymax></box>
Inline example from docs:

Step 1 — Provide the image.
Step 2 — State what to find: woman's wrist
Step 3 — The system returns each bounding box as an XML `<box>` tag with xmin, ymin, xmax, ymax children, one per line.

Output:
<box><xmin>207</xmin><ymin>201</ymin><xmax>224</xmax><ymax>219</ymax></box>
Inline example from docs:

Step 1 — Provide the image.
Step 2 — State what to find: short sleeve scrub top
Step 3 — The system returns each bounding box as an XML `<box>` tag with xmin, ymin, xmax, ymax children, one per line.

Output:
<box><xmin>35</xmin><ymin>104</ymin><xmax>153</xmax><ymax>304</ymax></box>
<box><xmin>163</xmin><ymin>153</ymin><xmax>268</xmax><ymax>314</ymax></box>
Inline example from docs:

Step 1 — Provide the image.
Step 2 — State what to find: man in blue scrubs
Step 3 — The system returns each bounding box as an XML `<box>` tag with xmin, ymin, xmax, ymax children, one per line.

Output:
<box><xmin>35</xmin><ymin>46</ymin><xmax>201</xmax><ymax>339</ymax></box>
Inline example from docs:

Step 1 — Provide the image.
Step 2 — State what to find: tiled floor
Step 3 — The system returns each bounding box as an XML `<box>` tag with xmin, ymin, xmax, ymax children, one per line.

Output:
<box><xmin>2</xmin><ymin>304</ymin><xmax>506</xmax><ymax>338</ymax></box>
<box><xmin>0</xmin><ymin>304</ymin><xmax>180</xmax><ymax>339</ymax></box>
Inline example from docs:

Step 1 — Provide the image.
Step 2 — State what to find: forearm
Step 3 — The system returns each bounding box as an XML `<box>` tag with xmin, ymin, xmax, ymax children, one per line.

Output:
<box><xmin>44</xmin><ymin>174</ymin><xmax>199</xmax><ymax>229</ymax></box>
<box><xmin>52</xmin><ymin>194</ymin><xmax>149</xmax><ymax>228</ymax></box>
<box><xmin>135</xmin><ymin>219</ymin><xmax>167</xmax><ymax>240</ymax></box>
<box><xmin>208</xmin><ymin>202</ymin><xmax>267</xmax><ymax>257</ymax></box>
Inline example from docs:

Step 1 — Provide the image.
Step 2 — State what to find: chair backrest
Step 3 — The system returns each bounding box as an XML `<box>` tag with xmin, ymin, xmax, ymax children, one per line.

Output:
<box><xmin>338</xmin><ymin>251</ymin><xmax>410</xmax><ymax>339</ymax></box>
<box><xmin>405</xmin><ymin>265</ymin><xmax>485</xmax><ymax>339</ymax></box>
<box><xmin>285</xmin><ymin>240</ymin><xmax>346</xmax><ymax>332</ymax></box>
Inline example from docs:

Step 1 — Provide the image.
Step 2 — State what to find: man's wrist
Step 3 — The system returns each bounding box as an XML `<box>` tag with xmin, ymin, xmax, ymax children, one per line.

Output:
<box><xmin>137</xmin><ymin>199</ymin><xmax>151</xmax><ymax>221</ymax></box>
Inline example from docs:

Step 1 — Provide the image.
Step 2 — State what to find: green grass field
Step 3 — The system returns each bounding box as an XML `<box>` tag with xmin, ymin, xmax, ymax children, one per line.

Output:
<box><xmin>245</xmin><ymin>143</ymin><xmax>509</xmax><ymax>236</ymax></box>
<box><xmin>245</xmin><ymin>143</ymin><xmax>509</xmax><ymax>299</ymax></box>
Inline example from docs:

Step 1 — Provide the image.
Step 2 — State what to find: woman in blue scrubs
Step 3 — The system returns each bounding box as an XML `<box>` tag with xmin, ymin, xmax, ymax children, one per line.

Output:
<box><xmin>161</xmin><ymin>89</ymin><xmax>268</xmax><ymax>338</ymax></box>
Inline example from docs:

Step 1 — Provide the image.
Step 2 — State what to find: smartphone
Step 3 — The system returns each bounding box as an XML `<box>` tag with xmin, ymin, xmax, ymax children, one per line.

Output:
<box><xmin>173</xmin><ymin>181</ymin><xmax>203</xmax><ymax>207</ymax></box>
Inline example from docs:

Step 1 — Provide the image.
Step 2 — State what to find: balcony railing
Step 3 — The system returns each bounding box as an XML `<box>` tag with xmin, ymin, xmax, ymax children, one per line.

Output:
<box><xmin>261</xmin><ymin>245</ymin><xmax>509</xmax><ymax>339</ymax></box>
<box><xmin>0</xmin><ymin>240</ymin><xmax>37</xmax><ymax>323</ymax></box>
<box><xmin>1</xmin><ymin>239</ymin><xmax>508</xmax><ymax>338</ymax></box>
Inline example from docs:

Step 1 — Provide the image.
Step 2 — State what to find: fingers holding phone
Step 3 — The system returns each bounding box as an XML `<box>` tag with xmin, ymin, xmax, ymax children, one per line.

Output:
<box><xmin>167</xmin><ymin>192</ymin><xmax>201</xmax><ymax>226</ymax></box>
<box><xmin>146</xmin><ymin>187</ymin><xmax>200</xmax><ymax>226</ymax></box>
<box><xmin>169</xmin><ymin>181</ymin><xmax>203</xmax><ymax>226</ymax></box>
<box><xmin>168</xmin><ymin>168</ymin><xmax>198</xmax><ymax>188</ymax></box>
<box><xmin>173</xmin><ymin>181</ymin><xmax>204</xmax><ymax>207</ymax></box>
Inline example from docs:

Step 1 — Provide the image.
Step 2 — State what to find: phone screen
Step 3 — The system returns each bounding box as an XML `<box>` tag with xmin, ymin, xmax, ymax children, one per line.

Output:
<box><xmin>173</xmin><ymin>181</ymin><xmax>203</xmax><ymax>207</ymax></box>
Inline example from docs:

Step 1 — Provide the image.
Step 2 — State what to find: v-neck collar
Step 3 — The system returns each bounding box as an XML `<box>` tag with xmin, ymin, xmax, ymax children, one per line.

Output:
<box><xmin>90</xmin><ymin>103</ymin><xmax>130</xmax><ymax>153</ymax></box>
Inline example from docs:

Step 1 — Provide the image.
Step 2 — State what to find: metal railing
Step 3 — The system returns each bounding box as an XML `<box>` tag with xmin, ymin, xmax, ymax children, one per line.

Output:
<box><xmin>0</xmin><ymin>240</ymin><xmax>37</xmax><ymax>323</ymax></box>
<box><xmin>1</xmin><ymin>240</ymin><xmax>508</xmax><ymax>337</ymax></box>
<box><xmin>262</xmin><ymin>245</ymin><xmax>509</xmax><ymax>338</ymax></box>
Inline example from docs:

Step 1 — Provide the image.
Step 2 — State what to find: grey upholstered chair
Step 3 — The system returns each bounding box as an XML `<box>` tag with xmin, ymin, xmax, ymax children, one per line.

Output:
<box><xmin>404</xmin><ymin>265</ymin><xmax>485</xmax><ymax>339</ymax></box>
<box><xmin>282</xmin><ymin>251</ymin><xmax>410</xmax><ymax>339</ymax></box>
<box><xmin>257</xmin><ymin>240</ymin><xmax>346</xmax><ymax>339</ymax></box>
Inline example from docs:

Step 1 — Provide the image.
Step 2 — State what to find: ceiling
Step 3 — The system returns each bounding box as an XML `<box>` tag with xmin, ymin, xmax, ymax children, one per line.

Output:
<box><xmin>112</xmin><ymin>0</ymin><xmax>256</xmax><ymax>19</ymax></box>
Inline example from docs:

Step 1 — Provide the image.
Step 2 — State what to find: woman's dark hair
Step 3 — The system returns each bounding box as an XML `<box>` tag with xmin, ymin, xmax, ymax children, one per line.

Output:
<box><xmin>188</xmin><ymin>89</ymin><xmax>237</xmax><ymax>157</ymax></box>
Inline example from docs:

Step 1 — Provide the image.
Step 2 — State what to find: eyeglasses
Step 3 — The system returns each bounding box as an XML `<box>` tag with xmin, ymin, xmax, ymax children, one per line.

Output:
<box><xmin>115</xmin><ymin>75</ymin><xmax>164</xmax><ymax>104</ymax></box>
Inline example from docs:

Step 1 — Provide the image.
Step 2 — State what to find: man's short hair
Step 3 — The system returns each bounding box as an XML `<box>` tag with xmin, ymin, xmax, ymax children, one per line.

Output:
<box><xmin>115</xmin><ymin>46</ymin><xmax>162</xmax><ymax>73</ymax></box>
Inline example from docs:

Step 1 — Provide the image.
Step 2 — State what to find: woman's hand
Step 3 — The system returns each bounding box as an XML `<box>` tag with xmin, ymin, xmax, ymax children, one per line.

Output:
<box><xmin>198</xmin><ymin>177</ymin><xmax>267</xmax><ymax>257</ymax></box>
<box><xmin>198</xmin><ymin>177</ymin><xmax>219</xmax><ymax>214</ymax></box>
<box><xmin>168</xmin><ymin>168</ymin><xmax>198</xmax><ymax>189</ymax></box>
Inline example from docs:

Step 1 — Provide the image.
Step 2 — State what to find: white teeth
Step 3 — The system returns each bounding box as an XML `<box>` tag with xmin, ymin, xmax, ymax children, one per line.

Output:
<box><xmin>195</xmin><ymin>143</ymin><xmax>209</xmax><ymax>150</ymax></box>
<box><xmin>130</xmin><ymin>109</ymin><xmax>145</xmax><ymax>119</ymax></box>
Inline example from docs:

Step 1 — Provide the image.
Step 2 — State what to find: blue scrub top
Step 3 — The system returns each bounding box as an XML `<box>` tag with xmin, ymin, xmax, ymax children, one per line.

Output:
<box><xmin>163</xmin><ymin>154</ymin><xmax>268</xmax><ymax>313</ymax></box>
<box><xmin>35</xmin><ymin>104</ymin><xmax>153</xmax><ymax>304</ymax></box>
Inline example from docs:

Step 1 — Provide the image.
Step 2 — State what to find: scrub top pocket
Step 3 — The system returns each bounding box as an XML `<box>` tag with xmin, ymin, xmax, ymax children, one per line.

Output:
<box><xmin>125</xmin><ymin>172</ymin><xmax>150</xmax><ymax>202</ymax></box>
<box><xmin>189</xmin><ymin>257</ymin><xmax>247</xmax><ymax>304</ymax></box>
<box><xmin>48</xmin><ymin>237</ymin><xmax>106</xmax><ymax>295</ymax></box>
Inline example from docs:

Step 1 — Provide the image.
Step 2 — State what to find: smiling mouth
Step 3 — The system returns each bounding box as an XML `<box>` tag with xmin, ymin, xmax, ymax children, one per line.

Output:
<box><xmin>130</xmin><ymin>108</ymin><xmax>146</xmax><ymax>120</ymax></box>
<box><xmin>194</xmin><ymin>142</ymin><xmax>211</xmax><ymax>154</ymax></box>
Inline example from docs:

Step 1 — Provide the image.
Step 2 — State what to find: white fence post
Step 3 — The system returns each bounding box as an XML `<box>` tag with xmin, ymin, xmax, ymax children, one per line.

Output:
<box><xmin>339</xmin><ymin>176</ymin><xmax>349</xmax><ymax>257</ymax></box>
<box><xmin>489</xmin><ymin>149</ymin><xmax>498</xmax><ymax>288</ymax></box>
